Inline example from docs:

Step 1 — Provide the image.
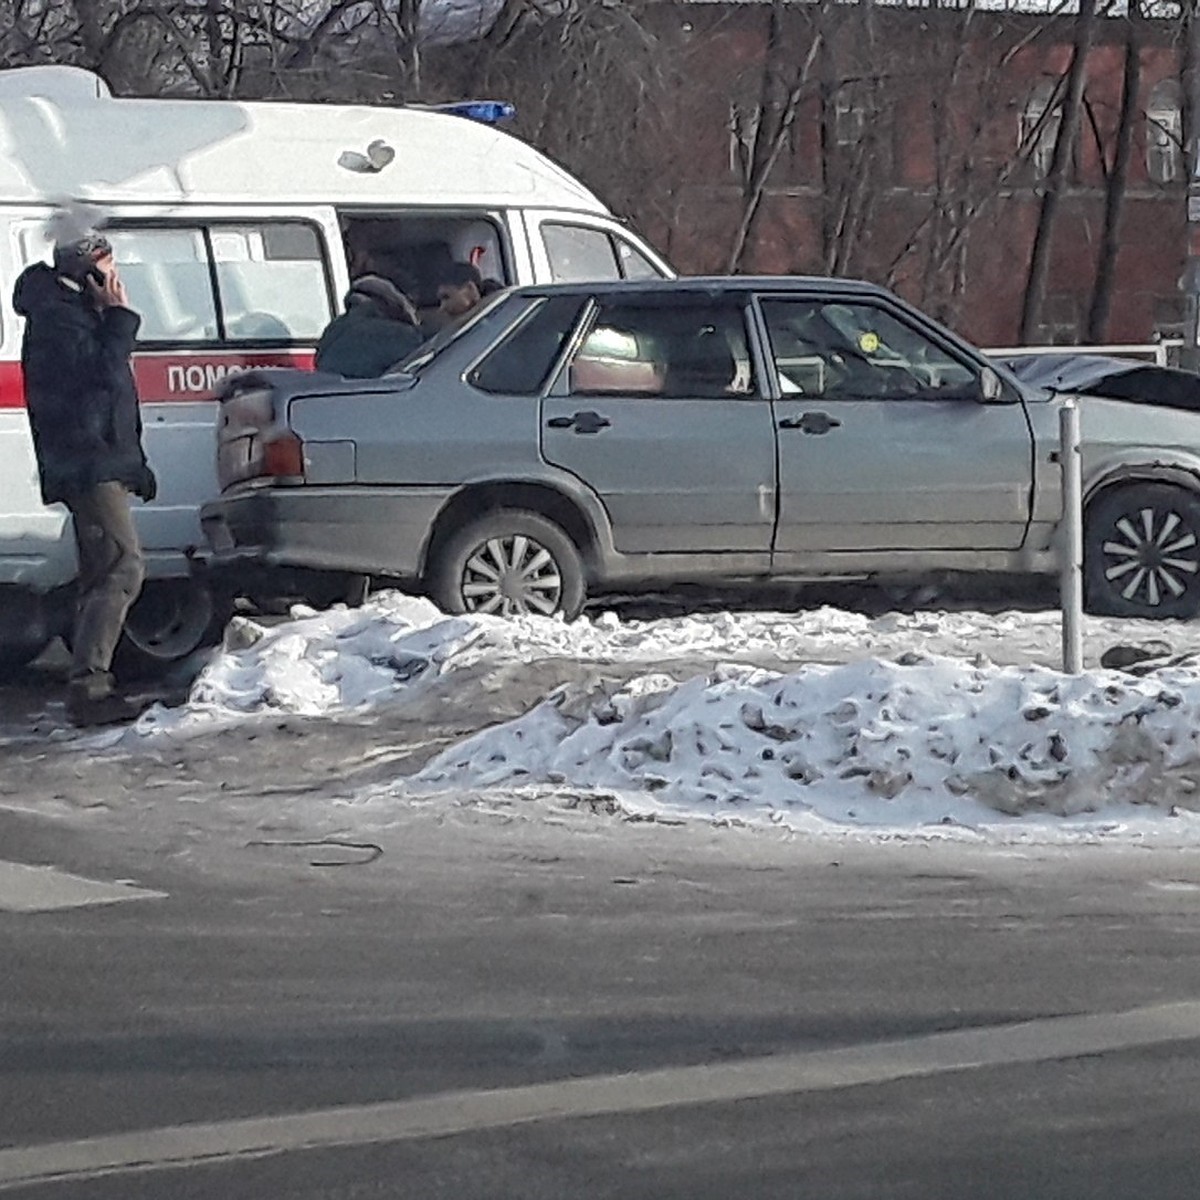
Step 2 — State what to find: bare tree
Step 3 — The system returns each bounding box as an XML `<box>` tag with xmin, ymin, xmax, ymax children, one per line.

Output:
<box><xmin>1086</xmin><ymin>0</ymin><xmax>1145</xmax><ymax>342</ymax></box>
<box><xmin>1019</xmin><ymin>0</ymin><xmax>1100</xmax><ymax>342</ymax></box>
<box><xmin>881</xmin><ymin>1</ymin><xmax>1074</xmax><ymax>324</ymax></box>
<box><xmin>725</xmin><ymin>1</ymin><xmax>823</xmax><ymax>273</ymax></box>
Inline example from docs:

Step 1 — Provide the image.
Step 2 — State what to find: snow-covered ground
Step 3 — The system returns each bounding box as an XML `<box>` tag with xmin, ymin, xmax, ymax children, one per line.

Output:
<box><xmin>103</xmin><ymin>591</ymin><xmax>1200</xmax><ymax>846</ymax></box>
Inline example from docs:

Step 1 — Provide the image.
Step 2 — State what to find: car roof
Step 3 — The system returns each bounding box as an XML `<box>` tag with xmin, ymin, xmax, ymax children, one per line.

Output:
<box><xmin>514</xmin><ymin>276</ymin><xmax>891</xmax><ymax>300</ymax></box>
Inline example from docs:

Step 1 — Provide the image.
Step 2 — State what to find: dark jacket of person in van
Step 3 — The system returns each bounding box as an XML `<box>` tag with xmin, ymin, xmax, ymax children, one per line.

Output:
<box><xmin>315</xmin><ymin>275</ymin><xmax>423</xmax><ymax>379</ymax></box>
<box><xmin>12</xmin><ymin>255</ymin><xmax>155</xmax><ymax>507</ymax></box>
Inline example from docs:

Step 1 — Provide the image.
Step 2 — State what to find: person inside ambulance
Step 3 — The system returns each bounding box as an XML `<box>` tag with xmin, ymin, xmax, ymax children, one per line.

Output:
<box><xmin>314</xmin><ymin>274</ymin><xmax>423</xmax><ymax>379</ymax></box>
<box><xmin>436</xmin><ymin>262</ymin><xmax>502</xmax><ymax>323</ymax></box>
<box><xmin>449</xmin><ymin>220</ymin><xmax>505</xmax><ymax>293</ymax></box>
<box><xmin>12</xmin><ymin>230</ymin><xmax>158</xmax><ymax>727</ymax></box>
<box><xmin>436</xmin><ymin>261</ymin><xmax>485</xmax><ymax>321</ymax></box>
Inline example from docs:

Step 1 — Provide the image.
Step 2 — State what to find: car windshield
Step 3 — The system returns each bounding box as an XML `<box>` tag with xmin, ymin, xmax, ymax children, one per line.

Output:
<box><xmin>392</xmin><ymin>290</ymin><xmax>512</xmax><ymax>375</ymax></box>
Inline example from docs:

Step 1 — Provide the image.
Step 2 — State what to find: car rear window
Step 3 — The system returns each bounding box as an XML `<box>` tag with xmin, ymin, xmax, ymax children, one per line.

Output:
<box><xmin>470</xmin><ymin>296</ymin><xmax>586</xmax><ymax>395</ymax></box>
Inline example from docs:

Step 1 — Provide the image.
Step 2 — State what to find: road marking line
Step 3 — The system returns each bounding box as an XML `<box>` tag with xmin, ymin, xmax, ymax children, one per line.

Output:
<box><xmin>3</xmin><ymin>1000</ymin><xmax>1200</xmax><ymax>1190</ymax></box>
<box><xmin>0</xmin><ymin>861</ymin><xmax>165</xmax><ymax>913</ymax></box>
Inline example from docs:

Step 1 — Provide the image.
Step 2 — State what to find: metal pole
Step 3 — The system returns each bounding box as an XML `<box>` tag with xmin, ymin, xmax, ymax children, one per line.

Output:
<box><xmin>1059</xmin><ymin>399</ymin><xmax>1084</xmax><ymax>674</ymax></box>
<box><xmin>1184</xmin><ymin>0</ymin><xmax>1200</xmax><ymax>373</ymax></box>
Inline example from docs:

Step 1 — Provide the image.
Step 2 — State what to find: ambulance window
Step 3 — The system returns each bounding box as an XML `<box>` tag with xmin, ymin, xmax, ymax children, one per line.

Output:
<box><xmin>106</xmin><ymin>228</ymin><xmax>219</xmax><ymax>343</ymax></box>
<box><xmin>542</xmin><ymin>224</ymin><xmax>621</xmax><ymax>282</ymax></box>
<box><xmin>615</xmin><ymin>238</ymin><xmax>663</xmax><ymax>280</ymax></box>
<box><xmin>212</xmin><ymin>222</ymin><xmax>331</xmax><ymax>342</ymax></box>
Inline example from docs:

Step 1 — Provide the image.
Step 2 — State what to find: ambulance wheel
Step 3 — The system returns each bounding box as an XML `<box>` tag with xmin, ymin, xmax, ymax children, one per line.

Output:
<box><xmin>113</xmin><ymin>579</ymin><xmax>229</xmax><ymax>680</ymax></box>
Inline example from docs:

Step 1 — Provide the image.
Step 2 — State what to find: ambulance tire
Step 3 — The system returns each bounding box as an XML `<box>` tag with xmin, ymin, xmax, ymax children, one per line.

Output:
<box><xmin>113</xmin><ymin>579</ymin><xmax>230</xmax><ymax>680</ymax></box>
<box><xmin>0</xmin><ymin>586</ymin><xmax>54</xmax><ymax>679</ymax></box>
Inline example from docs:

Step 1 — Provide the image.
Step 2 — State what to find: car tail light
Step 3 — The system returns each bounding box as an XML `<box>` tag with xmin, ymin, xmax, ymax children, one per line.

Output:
<box><xmin>262</xmin><ymin>431</ymin><xmax>305</xmax><ymax>479</ymax></box>
<box><xmin>217</xmin><ymin>382</ymin><xmax>306</xmax><ymax>489</ymax></box>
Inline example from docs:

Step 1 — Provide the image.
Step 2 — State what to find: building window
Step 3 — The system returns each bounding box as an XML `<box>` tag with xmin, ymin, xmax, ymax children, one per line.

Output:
<box><xmin>1147</xmin><ymin>80</ymin><xmax>1183</xmax><ymax>185</ymax></box>
<box><xmin>833</xmin><ymin>84</ymin><xmax>867</xmax><ymax>149</ymax></box>
<box><xmin>1037</xmin><ymin>293</ymin><xmax>1081</xmax><ymax>346</ymax></box>
<box><xmin>1154</xmin><ymin>295</ymin><xmax>1186</xmax><ymax>342</ymax></box>
<box><xmin>1020</xmin><ymin>80</ymin><xmax>1061</xmax><ymax>180</ymax></box>
<box><xmin>729</xmin><ymin>100</ymin><xmax>758</xmax><ymax>178</ymax></box>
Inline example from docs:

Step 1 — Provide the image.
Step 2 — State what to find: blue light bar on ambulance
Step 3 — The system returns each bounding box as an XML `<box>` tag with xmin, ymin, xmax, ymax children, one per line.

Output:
<box><xmin>422</xmin><ymin>100</ymin><xmax>516</xmax><ymax>125</ymax></box>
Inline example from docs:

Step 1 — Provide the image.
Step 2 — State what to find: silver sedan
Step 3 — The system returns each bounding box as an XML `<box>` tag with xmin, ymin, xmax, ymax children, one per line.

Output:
<box><xmin>201</xmin><ymin>278</ymin><xmax>1200</xmax><ymax>621</ymax></box>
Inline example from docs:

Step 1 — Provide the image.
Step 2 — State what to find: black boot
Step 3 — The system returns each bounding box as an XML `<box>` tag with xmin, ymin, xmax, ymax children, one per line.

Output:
<box><xmin>65</xmin><ymin>673</ymin><xmax>148</xmax><ymax>728</ymax></box>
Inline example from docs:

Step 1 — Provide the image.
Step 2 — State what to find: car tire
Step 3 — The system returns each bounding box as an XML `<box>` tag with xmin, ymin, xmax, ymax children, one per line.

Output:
<box><xmin>1084</xmin><ymin>483</ymin><xmax>1200</xmax><ymax>619</ymax></box>
<box><xmin>428</xmin><ymin>509</ymin><xmax>586</xmax><ymax>619</ymax></box>
<box><xmin>112</xmin><ymin>579</ymin><xmax>230</xmax><ymax>680</ymax></box>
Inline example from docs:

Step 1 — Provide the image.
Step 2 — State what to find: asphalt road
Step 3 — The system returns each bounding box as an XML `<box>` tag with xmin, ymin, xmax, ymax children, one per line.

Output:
<box><xmin>4</xmin><ymin>592</ymin><xmax>1200</xmax><ymax>1199</ymax></box>
<box><xmin>5</xmin><ymin>782</ymin><xmax>1200</xmax><ymax>1198</ymax></box>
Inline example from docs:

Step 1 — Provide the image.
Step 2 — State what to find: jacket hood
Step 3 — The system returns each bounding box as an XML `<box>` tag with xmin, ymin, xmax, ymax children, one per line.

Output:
<box><xmin>345</xmin><ymin>274</ymin><xmax>418</xmax><ymax>326</ymax></box>
<box><xmin>13</xmin><ymin>262</ymin><xmax>77</xmax><ymax>318</ymax></box>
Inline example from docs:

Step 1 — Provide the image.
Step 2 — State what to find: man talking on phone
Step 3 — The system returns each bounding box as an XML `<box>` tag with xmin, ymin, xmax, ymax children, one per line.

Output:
<box><xmin>13</xmin><ymin>231</ymin><xmax>157</xmax><ymax>727</ymax></box>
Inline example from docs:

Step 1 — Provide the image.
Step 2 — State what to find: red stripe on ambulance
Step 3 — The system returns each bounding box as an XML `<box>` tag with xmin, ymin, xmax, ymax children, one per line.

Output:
<box><xmin>0</xmin><ymin>349</ymin><xmax>315</xmax><ymax>409</ymax></box>
<box><xmin>135</xmin><ymin>350</ymin><xmax>316</xmax><ymax>402</ymax></box>
<box><xmin>0</xmin><ymin>360</ymin><xmax>22</xmax><ymax>408</ymax></box>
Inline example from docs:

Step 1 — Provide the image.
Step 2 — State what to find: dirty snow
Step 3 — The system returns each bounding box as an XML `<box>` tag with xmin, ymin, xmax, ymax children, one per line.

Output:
<box><xmin>119</xmin><ymin>592</ymin><xmax>1200</xmax><ymax>842</ymax></box>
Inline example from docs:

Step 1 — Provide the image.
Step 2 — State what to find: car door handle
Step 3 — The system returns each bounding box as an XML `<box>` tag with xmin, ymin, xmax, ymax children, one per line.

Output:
<box><xmin>779</xmin><ymin>411</ymin><xmax>842</xmax><ymax>434</ymax></box>
<box><xmin>546</xmin><ymin>411</ymin><xmax>611</xmax><ymax>435</ymax></box>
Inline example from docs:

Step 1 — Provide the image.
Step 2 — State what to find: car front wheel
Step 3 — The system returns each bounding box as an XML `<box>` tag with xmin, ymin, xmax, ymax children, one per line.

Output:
<box><xmin>1085</xmin><ymin>483</ymin><xmax>1200</xmax><ymax>619</ymax></box>
<box><xmin>428</xmin><ymin>510</ymin><xmax>586</xmax><ymax>619</ymax></box>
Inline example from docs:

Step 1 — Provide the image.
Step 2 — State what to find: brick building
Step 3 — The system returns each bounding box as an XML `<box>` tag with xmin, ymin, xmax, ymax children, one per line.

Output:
<box><xmin>624</xmin><ymin>2</ymin><xmax>1187</xmax><ymax>348</ymax></box>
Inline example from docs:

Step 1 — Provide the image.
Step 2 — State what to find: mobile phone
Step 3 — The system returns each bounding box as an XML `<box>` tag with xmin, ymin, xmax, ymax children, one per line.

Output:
<box><xmin>86</xmin><ymin>265</ymin><xmax>105</xmax><ymax>286</ymax></box>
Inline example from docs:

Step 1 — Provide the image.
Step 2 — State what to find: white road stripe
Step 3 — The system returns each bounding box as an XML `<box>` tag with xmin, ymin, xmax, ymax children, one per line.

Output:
<box><xmin>0</xmin><ymin>861</ymin><xmax>165</xmax><ymax>913</ymax></box>
<box><xmin>4</xmin><ymin>1000</ymin><xmax>1200</xmax><ymax>1190</ymax></box>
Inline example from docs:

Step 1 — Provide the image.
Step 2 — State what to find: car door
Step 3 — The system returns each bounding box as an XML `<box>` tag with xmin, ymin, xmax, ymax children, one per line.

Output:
<box><xmin>757</xmin><ymin>294</ymin><xmax>1034</xmax><ymax>557</ymax></box>
<box><xmin>541</xmin><ymin>295</ymin><xmax>776</xmax><ymax>555</ymax></box>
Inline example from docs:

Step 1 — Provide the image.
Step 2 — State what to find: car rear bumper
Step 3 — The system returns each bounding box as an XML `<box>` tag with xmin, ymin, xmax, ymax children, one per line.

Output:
<box><xmin>200</xmin><ymin>485</ymin><xmax>449</xmax><ymax>583</ymax></box>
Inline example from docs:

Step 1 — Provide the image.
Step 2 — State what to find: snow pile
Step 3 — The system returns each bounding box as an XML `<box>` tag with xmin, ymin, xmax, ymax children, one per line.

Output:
<box><xmin>134</xmin><ymin>595</ymin><xmax>483</xmax><ymax>733</ymax></box>
<box><xmin>125</xmin><ymin>591</ymin><xmax>1200</xmax><ymax>836</ymax></box>
<box><xmin>404</xmin><ymin>654</ymin><xmax>1200</xmax><ymax>828</ymax></box>
<box><xmin>132</xmin><ymin>589</ymin><xmax>1197</xmax><ymax>738</ymax></box>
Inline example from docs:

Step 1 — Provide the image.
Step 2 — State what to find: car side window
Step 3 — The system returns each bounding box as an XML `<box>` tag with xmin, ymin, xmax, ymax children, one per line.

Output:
<box><xmin>759</xmin><ymin>298</ymin><xmax>979</xmax><ymax>400</ymax></box>
<box><xmin>470</xmin><ymin>296</ymin><xmax>586</xmax><ymax>395</ymax></box>
<box><xmin>542</xmin><ymin>224</ymin><xmax>622</xmax><ymax>282</ymax></box>
<box><xmin>568</xmin><ymin>301</ymin><xmax>755</xmax><ymax>399</ymax></box>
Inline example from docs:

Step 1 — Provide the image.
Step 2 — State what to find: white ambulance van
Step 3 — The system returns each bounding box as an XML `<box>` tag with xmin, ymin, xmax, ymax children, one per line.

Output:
<box><xmin>0</xmin><ymin>65</ymin><xmax>671</xmax><ymax>673</ymax></box>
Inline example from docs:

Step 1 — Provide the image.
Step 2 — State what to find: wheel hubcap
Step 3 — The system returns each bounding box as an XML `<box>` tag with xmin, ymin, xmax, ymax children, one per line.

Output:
<box><xmin>460</xmin><ymin>535</ymin><xmax>563</xmax><ymax>616</ymax></box>
<box><xmin>1102</xmin><ymin>506</ymin><xmax>1199</xmax><ymax>608</ymax></box>
<box><xmin>125</xmin><ymin>583</ymin><xmax>214</xmax><ymax>658</ymax></box>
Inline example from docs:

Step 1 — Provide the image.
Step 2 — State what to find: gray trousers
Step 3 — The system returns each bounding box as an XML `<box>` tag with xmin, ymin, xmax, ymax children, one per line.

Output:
<box><xmin>65</xmin><ymin>482</ymin><xmax>146</xmax><ymax>680</ymax></box>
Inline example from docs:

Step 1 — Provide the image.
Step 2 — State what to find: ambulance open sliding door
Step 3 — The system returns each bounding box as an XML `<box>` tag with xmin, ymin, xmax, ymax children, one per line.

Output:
<box><xmin>334</xmin><ymin>209</ymin><xmax>523</xmax><ymax>317</ymax></box>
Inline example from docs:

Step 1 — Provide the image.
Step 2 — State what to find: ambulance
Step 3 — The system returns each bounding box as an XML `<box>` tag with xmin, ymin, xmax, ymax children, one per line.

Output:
<box><xmin>0</xmin><ymin>65</ymin><xmax>671</xmax><ymax>673</ymax></box>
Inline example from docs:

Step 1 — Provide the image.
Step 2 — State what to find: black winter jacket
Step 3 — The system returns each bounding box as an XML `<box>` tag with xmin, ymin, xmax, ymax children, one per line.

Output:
<box><xmin>13</xmin><ymin>263</ymin><xmax>155</xmax><ymax>506</ymax></box>
<box><xmin>314</xmin><ymin>306</ymin><xmax>423</xmax><ymax>380</ymax></box>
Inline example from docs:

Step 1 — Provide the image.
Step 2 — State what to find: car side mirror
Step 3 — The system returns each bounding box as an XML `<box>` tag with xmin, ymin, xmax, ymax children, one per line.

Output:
<box><xmin>979</xmin><ymin>366</ymin><xmax>1004</xmax><ymax>403</ymax></box>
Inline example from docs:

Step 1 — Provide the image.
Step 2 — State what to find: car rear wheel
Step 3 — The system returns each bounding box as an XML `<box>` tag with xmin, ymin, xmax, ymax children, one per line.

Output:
<box><xmin>1085</xmin><ymin>483</ymin><xmax>1200</xmax><ymax>619</ymax></box>
<box><xmin>428</xmin><ymin>510</ymin><xmax>586</xmax><ymax>619</ymax></box>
